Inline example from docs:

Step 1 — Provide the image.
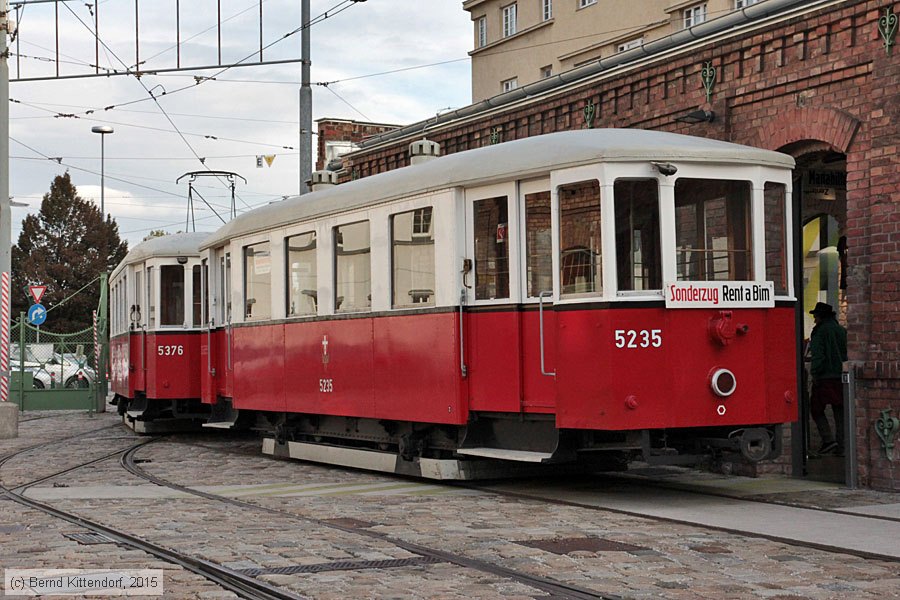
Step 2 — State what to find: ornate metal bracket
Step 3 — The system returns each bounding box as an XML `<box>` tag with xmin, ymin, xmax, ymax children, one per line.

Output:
<box><xmin>490</xmin><ymin>126</ymin><xmax>503</xmax><ymax>145</ymax></box>
<box><xmin>874</xmin><ymin>409</ymin><xmax>900</xmax><ymax>462</ymax></box>
<box><xmin>583</xmin><ymin>100</ymin><xmax>596</xmax><ymax>129</ymax></box>
<box><xmin>701</xmin><ymin>61</ymin><xmax>717</xmax><ymax>103</ymax></box>
<box><xmin>879</xmin><ymin>6</ymin><xmax>898</xmax><ymax>55</ymax></box>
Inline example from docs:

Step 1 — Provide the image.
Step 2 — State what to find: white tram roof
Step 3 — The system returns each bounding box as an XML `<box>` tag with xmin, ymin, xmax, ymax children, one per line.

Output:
<box><xmin>111</xmin><ymin>232</ymin><xmax>208</xmax><ymax>280</ymax></box>
<box><xmin>201</xmin><ymin>129</ymin><xmax>794</xmax><ymax>250</ymax></box>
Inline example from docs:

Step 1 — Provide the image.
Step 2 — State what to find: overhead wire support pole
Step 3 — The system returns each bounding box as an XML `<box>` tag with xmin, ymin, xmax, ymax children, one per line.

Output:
<box><xmin>299</xmin><ymin>0</ymin><xmax>311</xmax><ymax>196</ymax></box>
<box><xmin>134</xmin><ymin>0</ymin><xmax>139</xmax><ymax>73</ymax></box>
<box><xmin>94</xmin><ymin>0</ymin><xmax>99</xmax><ymax>74</ymax></box>
<box><xmin>1</xmin><ymin>0</ymin><xmax>12</xmax><ymax>407</ymax></box>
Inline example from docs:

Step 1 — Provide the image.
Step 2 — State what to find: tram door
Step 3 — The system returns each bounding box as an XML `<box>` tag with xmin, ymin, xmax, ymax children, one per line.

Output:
<box><xmin>202</xmin><ymin>250</ymin><xmax>232</xmax><ymax>404</ymax></box>
<box><xmin>132</xmin><ymin>268</ymin><xmax>146</xmax><ymax>393</ymax></box>
<box><xmin>518</xmin><ymin>179</ymin><xmax>557</xmax><ymax>411</ymax></box>
<box><xmin>465</xmin><ymin>181</ymin><xmax>556</xmax><ymax>414</ymax></box>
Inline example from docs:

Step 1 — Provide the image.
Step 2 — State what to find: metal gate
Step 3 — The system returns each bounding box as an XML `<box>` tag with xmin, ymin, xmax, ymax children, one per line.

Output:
<box><xmin>9</xmin><ymin>275</ymin><xmax>108</xmax><ymax>412</ymax></box>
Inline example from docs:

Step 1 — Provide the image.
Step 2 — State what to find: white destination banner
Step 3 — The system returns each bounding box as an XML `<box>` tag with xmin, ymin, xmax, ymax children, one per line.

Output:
<box><xmin>665</xmin><ymin>281</ymin><xmax>775</xmax><ymax>308</ymax></box>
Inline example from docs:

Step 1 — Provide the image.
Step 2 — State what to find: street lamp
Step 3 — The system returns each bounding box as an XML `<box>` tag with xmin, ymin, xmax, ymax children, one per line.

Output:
<box><xmin>91</xmin><ymin>125</ymin><xmax>114</xmax><ymax>219</ymax></box>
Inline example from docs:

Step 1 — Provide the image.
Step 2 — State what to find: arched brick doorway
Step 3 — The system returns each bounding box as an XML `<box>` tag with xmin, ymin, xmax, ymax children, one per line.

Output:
<box><xmin>779</xmin><ymin>139</ymin><xmax>849</xmax><ymax>484</ymax></box>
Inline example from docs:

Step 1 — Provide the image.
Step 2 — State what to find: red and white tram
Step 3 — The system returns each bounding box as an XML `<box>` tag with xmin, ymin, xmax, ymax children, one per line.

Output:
<box><xmin>198</xmin><ymin>129</ymin><xmax>797</xmax><ymax>478</ymax></box>
<box><xmin>110</xmin><ymin>233</ymin><xmax>209</xmax><ymax>424</ymax></box>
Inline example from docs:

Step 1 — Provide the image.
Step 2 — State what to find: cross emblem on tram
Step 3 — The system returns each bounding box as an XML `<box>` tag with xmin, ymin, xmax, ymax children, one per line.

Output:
<box><xmin>322</xmin><ymin>335</ymin><xmax>330</xmax><ymax>364</ymax></box>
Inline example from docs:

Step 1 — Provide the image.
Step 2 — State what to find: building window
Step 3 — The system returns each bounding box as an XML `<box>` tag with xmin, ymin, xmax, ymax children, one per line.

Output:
<box><xmin>614</xmin><ymin>180</ymin><xmax>661</xmax><ymax>292</ymax></box>
<box><xmin>675</xmin><ymin>179</ymin><xmax>752</xmax><ymax>282</ymax></box>
<box><xmin>476</xmin><ymin>16</ymin><xmax>487</xmax><ymax>48</ymax></box>
<box><xmin>683</xmin><ymin>4</ymin><xmax>707</xmax><ymax>28</ymax></box>
<box><xmin>735</xmin><ymin>0</ymin><xmax>758</xmax><ymax>7</ymax></box>
<box><xmin>243</xmin><ymin>242</ymin><xmax>272</xmax><ymax>320</ymax></box>
<box><xmin>160</xmin><ymin>265</ymin><xmax>185</xmax><ymax>326</ymax></box>
<box><xmin>559</xmin><ymin>181</ymin><xmax>602</xmax><ymax>296</ymax></box>
<box><xmin>578</xmin><ymin>0</ymin><xmax>597</xmax><ymax>7</ymax></box>
<box><xmin>392</xmin><ymin>208</ymin><xmax>435</xmax><ymax>308</ymax></box>
<box><xmin>542</xmin><ymin>0</ymin><xmax>552</xmax><ymax>21</ymax></box>
<box><xmin>474</xmin><ymin>197</ymin><xmax>510</xmax><ymax>300</ymax></box>
<box><xmin>502</xmin><ymin>3</ymin><xmax>517</xmax><ymax>37</ymax></box>
<box><xmin>502</xmin><ymin>77</ymin><xmax>518</xmax><ymax>92</ymax></box>
<box><xmin>617</xmin><ymin>37</ymin><xmax>643</xmax><ymax>52</ymax></box>
<box><xmin>540</xmin><ymin>65</ymin><xmax>553</xmax><ymax>78</ymax></box>
<box><xmin>286</xmin><ymin>232</ymin><xmax>317</xmax><ymax>317</ymax></box>
<box><xmin>334</xmin><ymin>221</ymin><xmax>371</xmax><ymax>312</ymax></box>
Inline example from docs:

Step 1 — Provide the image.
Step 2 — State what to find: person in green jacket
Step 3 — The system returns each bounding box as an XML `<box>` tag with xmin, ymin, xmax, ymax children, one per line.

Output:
<box><xmin>808</xmin><ymin>302</ymin><xmax>848</xmax><ymax>455</ymax></box>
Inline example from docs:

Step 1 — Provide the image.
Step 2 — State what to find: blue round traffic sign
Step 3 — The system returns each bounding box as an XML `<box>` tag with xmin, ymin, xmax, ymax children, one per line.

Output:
<box><xmin>28</xmin><ymin>303</ymin><xmax>47</xmax><ymax>326</ymax></box>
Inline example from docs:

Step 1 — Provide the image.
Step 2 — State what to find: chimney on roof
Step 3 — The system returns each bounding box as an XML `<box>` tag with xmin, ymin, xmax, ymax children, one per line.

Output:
<box><xmin>309</xmin><ymin>170</ymin><xmax>338</xmax><ymax>191</ymax></box>
<box><xmin>409</xmin><ymin>139</ymin><xmax>441</xmax><ymax>166</ymax></box>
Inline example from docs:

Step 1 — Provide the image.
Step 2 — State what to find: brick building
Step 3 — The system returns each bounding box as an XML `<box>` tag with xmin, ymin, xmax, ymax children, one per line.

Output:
<box><xmin>314</xmin><ymin>119</ymin><xmax>399</xmax><ymax>172</ymax></box>
<box><xmin>322</xmin><ymin>0</ymin><xmax>900</xmax><ymax>491</ymax></box>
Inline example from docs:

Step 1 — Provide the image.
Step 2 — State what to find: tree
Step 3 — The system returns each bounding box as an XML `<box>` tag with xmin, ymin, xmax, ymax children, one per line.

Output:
<box><xmin>143</xmin><ymin>229</ymin><xmax>170</xmax><ymax>241</ymax></box>
<box><xmin>12</xmin><ymin>173</ymin><xmax>129</xmax><ymax>333</ymax></box>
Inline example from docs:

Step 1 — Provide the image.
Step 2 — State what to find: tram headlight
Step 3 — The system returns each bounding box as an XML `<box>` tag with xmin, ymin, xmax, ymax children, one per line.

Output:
<box><xmin>710</xmin><ymin>368</ymin><xmax>737</xmax><ymax>398</ymax></box>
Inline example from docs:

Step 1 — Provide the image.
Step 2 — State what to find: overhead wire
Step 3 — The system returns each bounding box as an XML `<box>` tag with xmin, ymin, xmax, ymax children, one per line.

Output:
<box><xmin>8</xmin><ymin>136</ymin><xmax>279</xmax><ymax>214</ymax></box>
<box><xmin>22</xmin><ymin>0</ymin><xmax>361</xmax><ymax>119</ymax></box>
<box><xmin>45</xmin><ymin>0</ymin><xmax>365</xmax><ymax>211</ymax></box>
<box><xmin>57</xmin><ymin>2</ymin><xmax>259</xmax><ymax>211</ymax></box>
<box><xmin>10</xmin><ymin>98</ymin><xmax>296</xmax><ymax>149</ymax></box>
<box><xmin>9</xmin><ymin>99</ymin><xmax>298</xmax><ymax>125</ymax></box>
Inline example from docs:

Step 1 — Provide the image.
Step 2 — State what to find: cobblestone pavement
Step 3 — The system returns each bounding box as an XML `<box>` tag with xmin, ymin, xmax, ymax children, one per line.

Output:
<box><xmin>2</xmin><ymin>411</ymin><xmax>899</xmax><ymax>599</ymax></box>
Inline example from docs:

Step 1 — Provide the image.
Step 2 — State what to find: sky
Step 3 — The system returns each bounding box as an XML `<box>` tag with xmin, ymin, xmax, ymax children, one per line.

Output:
<box><xmin>8</xmin><ymin>0</ymin><xmax>473</xmax><ymax>247</ymax></box>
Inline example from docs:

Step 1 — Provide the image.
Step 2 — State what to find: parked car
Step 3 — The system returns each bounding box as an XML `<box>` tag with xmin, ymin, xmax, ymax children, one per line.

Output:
<box><xmin>10</xmin><ymin>344</ymin><xmax>95</xmax><ymax>389</ymax></box>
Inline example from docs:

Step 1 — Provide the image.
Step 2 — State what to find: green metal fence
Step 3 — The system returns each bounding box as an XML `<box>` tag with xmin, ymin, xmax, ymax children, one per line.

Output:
<box><xmin>9</xmin><ymin>274</ymin><xmax>108</xmax><ymax>412</ymax></box>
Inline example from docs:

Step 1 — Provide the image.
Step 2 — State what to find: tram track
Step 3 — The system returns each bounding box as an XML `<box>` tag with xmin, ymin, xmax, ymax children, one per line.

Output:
<box><xmin>1</xmin><ymin>431</ymin><xmax>306</xmax><ymax>600</ymax></box>
<box><xmin>451</xmin><ymin>475</ymin><xmax>900</xmax><ymax>564</ymax></box>
<box><xmin>122</xmin><ymin>441</ymin><xmax>619</xmax><ymax>600</ymax></box>
<box><xmin>148</xmin><ymin>436</ymin><xmax>900</xmax><ymax>565</ymax></box>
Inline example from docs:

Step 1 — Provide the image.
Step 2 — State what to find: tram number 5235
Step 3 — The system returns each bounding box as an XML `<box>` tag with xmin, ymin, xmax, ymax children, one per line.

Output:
<box><xmin>614</xmin><ymin>329</ymin><xmax>662</xmax><ymax>349</ymax></box>
<box><xmin>319</xmin><ymin>378</ymin><xmax>334</xmax><ymax>393</ymax></box>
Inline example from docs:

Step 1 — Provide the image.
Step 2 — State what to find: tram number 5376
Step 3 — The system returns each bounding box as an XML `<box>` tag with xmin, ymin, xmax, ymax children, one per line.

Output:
<box><xmin>614</xmin><ymin>329</ymin><xmax>662</xmax><ymax>349</ymax></box>
<box><xmin>157</xmin><ymin>345</ymin><xmax>184</xmax><ymax>356</ymax></box>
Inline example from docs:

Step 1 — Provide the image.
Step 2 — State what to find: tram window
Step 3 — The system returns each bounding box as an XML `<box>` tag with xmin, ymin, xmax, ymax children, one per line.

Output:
<box><xmin>160</xmin><ymin>265</ymin><xmax>185</xmax><ymax>326</ymax></box>
<box><xmin>192</xmin><ymin>265</ymin><xmax>202</xmax><ymax>327</ymax></box>
<box><xmin>334</xmin><ymin>221</ymin><xmax>371</xmax><ymax>312</ymax></box>
<box><xmin>201</xmin><ymin>259</ymin><xmax>208</xmax><ymax>326</ymax></box>
<box><xmin>675</xmin><ymin>179</ymin><xmax>752</xmax><ymax>281</ymax></box>
<box><xmin>147</xmin><ymin>267</ymin><xmax>155</xmax><ymax>328</ymax></box>
<box><xmin>525</xmin><ymin>192</ymin><xmax>552</xmax><ymax>297</ymax></box>
<box><xmin>133</xmin><ymin>271</ymin><xmax>142</xmax><ymax>328</ymax></box>
<box><xmin>765</xmin><ymin>183</ymin><xmax>788</xmax><ymax>295</ymax></box>
<box><xmin>392</xmin><ymin>208</ymin><xmax>435</xmax><ymax>308</ymax></box>
<box><xmin>286</xmin><ymin>232</ymin><xmax>317</xmax><ymax>316</ymax></box>
<box><xmin>243</xmin><ymin>242</ymin><xmax>272</xmax><ymax>320</ymax></box>
<box><xmin>615</xmin><ymin>180</ymin><xmax>661</xmax><ymax>292</ymax></box>
<box><xmin>559</xmin><ymin>181</ymin><xmax>602</xmax><ymax>296</ymax></box>
<box><xmin>474</xmin><ymin>197</ymin><xmax>510</xmax><ymax>300</ymax></box>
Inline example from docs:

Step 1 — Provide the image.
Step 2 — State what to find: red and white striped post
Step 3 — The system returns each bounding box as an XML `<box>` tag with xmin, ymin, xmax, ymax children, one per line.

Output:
<box><xmin>93</xmin><ymin>310</ymin><xmax>99</xmax><ymax>373</ymax></box>
<box><xmin>0</xmin><ymin>271</ymin><xmax>10</xmax><ymax>404</ymax></box>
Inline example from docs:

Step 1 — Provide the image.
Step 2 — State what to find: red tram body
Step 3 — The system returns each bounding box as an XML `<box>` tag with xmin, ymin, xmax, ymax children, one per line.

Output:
<box><xmin>188</xmin><ymin>130</ymin><xmax>798</xmax><ymax>477</ymax></box>
<box><xmin>109</xmin><ymin>234</ymin><xmax>208</xmax><ymax>423</ymax></box>
<box><xmin>107</xmin><ymin>131</ymin><xmax>798</xmax><ymax>477</ymax></box>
